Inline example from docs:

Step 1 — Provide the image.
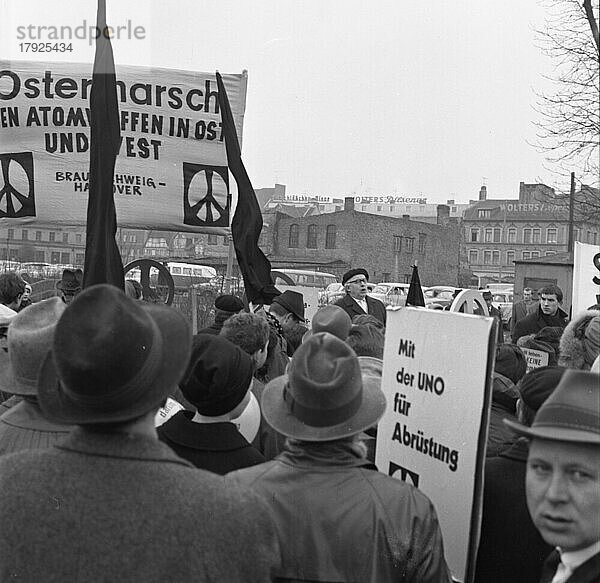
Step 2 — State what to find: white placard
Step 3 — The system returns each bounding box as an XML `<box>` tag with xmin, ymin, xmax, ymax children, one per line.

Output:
<box><xmin>375</xmin><ymin>308</ymin><xmax>496</xmax><ymax>583</ymax></box>
<box><xmin>521</xmin><ymin>347</ymin><xmax>549</xmax><ymax>372</ymax></box>
<box><xmin>276</xmin><ymin>284</ymin><xmax>319</xmax><ymax>329</ymax></box>
<box><xmin>572</xmin><ymin>241</ymin><xmax>600</xmax><ymax>316</ymax></box>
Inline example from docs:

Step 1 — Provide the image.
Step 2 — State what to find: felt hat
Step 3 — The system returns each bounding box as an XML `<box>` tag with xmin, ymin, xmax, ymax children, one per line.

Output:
<box><xmin>56</xmin><ymin>268</ymin><xmax>83</xmax><ymax>293</ymax></box>
<box><xmin>180</xmin><ymin>334</ymin><xmax>254</xmax><ymax>416</ymax></box>
<box><xmin>260</xmin><ymin>332</ymin><xmax>386</xmax><ymax>441</ymax></box>
<box><xmin>309</xmin><ymin>305</ymin><xmax>352</xmax><ymax>340</ymax></box>
<box><xmin>272</xmin><ymin>290</ymin><xmax>305</xmax><ymax>322</ymax></box>
<box><xmin>214</xmin><ymin>294</ymin><xmax>244</xmax><ymax>313</ymax></box>
<box><xmin>0</xmin><ymin>297</ymin><xmax>66</xmax><ymax>396</ymax></box>
<box><xmin>38</xmin><ymin>284</ymin><xmax>192</xmax><ymax>425</ymax></box>
<box><xmin>518</xmin><ymin>366</ymin><xmax>566</xmax><ymax>412</ymax></box>
<box><xmin>505</xmin><ymin>369</ymin><xmax>600</xmax><ymax>443</ymax></box>
<box><xmin>342</xmin><ymin>268</ymin><xmax>369</xmax><ymax>285</ymax></box>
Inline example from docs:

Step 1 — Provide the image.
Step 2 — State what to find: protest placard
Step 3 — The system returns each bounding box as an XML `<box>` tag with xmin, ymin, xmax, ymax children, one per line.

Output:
<box><xmin>276</xmin><ymin>284</ymin><xmax>319</xmax><ymax>328</ymax></box>
<box><xmin>572</xmin><ymin>241</ymin><xmax>600</xmax><ymax>315</ymax></box>
<box><xmin>375</xmin><ymin>307</ymin><xmax>496</xmax><ymax>583</ymax></box>
<box><xmin>521</xmin><ymin>347</ymin><xmax>549</xmax><ymax>372</ymax></box>
<box><xmin>0</xmin><ymin>60</ymin><xmax>247</xmax><ymax>233</ymax></box>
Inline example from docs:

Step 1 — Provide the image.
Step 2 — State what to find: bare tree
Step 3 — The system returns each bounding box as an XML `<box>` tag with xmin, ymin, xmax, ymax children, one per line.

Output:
<box><xmin>534</xmin><ymin>0</ymin><xmax>599</xmax><ymax>185</ymax></box>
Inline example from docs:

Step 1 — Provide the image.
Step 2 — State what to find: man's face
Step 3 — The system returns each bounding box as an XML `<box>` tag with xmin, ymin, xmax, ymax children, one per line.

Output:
<box><xmin>540</xmin><ymin>293</ymin><xmax>559</xmax><ymax>316</ymax></box>
<box><xmin>523</xmin><ymin>290</ymin><xmax>532</xmax><ymax>302</ymax></box>
<box><xmin>346</xmin><ymin>275</ymin><xmax>368</xmax><ymax>300</ymax></box>
<box><xmin>526</xmin><ymin>438</ymin><xmax>600</xmax><ymax>552</ymax></box>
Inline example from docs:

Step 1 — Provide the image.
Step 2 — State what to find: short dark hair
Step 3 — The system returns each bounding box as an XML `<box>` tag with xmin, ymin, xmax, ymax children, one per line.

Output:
<box><xmin>538</xmin><ymin>285</ymin><xmax>563</xmax><ymax>303</ymax></box>
<box><xmin>220</xmin><ymin>312</ymin><xmax>269</xmax><ymax>355</ymax></box>
<box><xmin>0</xmin><ymin>272</ymin><xmax>26</xmax><ymax>305</ymax></box>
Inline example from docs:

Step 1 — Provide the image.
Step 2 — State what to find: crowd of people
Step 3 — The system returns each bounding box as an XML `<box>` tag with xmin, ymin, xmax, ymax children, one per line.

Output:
<box><xmin>0</xmin><ymin>266</ymin><xmax>598</xmax><ymax>582</ymax></box>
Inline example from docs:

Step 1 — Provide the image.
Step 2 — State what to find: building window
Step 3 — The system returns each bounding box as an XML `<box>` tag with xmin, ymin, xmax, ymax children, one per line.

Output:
<box><xmin>483</xmin><ymin>250</ymin><xmax>492</xmax><ymax>264</ymax></box>
<box><xmin>531</xmin><ymin>251</ymin><xmax>540</xmax><ymax>258</ymax></box>
<box><xmin>51</xmin><ymin>251</ymin><xmax>60</xmax><ymax>263</ymax></box>
<box><xmin>21</xmin><ymin>229</ymin><xmax>28</xmax><ymax>240</ymax></box>
<box><xmin>61</xmin><ymin>252</ymin><xmax>70</xmax><ymax>264</ymax></box>
<box><xmin>523</xmin><ymin>228</ymin><xmax>532</xmax><ymax>244</ymax></box>
<box><xmin>306</xmin><ymin>224</ymin><xmax>318</xmax><ymax>249</ymax></box>
<box><xmin>493</xmin><ymin>228</ymin><xmax>501</xmax><ymax>243</ymax></box>
<box><xmin>418</xmin><ymin>233</ymin><xmax>426</xmax><ymax>253</ymax></box>
<box><xmin>478</xmin><ymin>209</ymin><xmax>491</xmax><ymax>218</ymax></box>
<box><xmin>76</xmin><ymin>253</ymin><xmax>85</xmax><ymax>265</ymax></box>
<box><xmin>484</xmin><ymin>228</ymin><xmax>493</xmax><ymax>243</ymax></box>
<box><xmin>325</xmin><ymin>225</ymin><xmax>336</xmax><ymax>249</ymax></box>
<box><xmin>49</xmin><ymin>232</ymin><xmax>55</xmax><ymax>242</ymax></box>
<box><xmin>288</xmin><ymin>224</ymin><xmax>299</xmax><ymax>248</ymax></box>
<box><xmin>588</xmin><ymin>231</ymin><xmax>593</xmax><ymax>243</ymax></box>
<box><xmin>546</xmin><ymin>228</ymin><xmax>557</xmax><ymax>244</ymax></box>
<box><xmin>468</xmin><ymin>250</ymin><xmax>478</xmax><ymax>264</ymax></box>
<box><xmin>7</xmin><ymin>229</ymin><xmax>13</xmax><ymax>240</ymax></box>
<box><xmin>574</xmin><ymin>228</ymin><xmax>580</xmax><ymax>241</ymax></box>
<box><xmin>522</xmin><ymin>251</ymin><xmax>531</xmax><ymax>260</ymax></box>
<box><xmin>508</xmin><ymin>228</ymin><xmax>516</xmax><ymax>243</ymax></box>
<box><xmin>470</xmin><ymin>229</ymin><xmax>479</xmax><ymax>243</ymax></box>
<box><xmin>76</xmin><ymin>234</ymin><xmax>83</xmax><ymax>244</ymax></box>
<box><xmin>492</xmin><ymin>250</ymin><xmax>500</xmax><ymax>265</ymax></box>
<box><xmin>377</xmin><ymin>205</ymin><xmax>382</xmax><ymax>212</ymax></box>
<box><xmin>63</xmin><ymin>233</ymin><xmax>69</xmax><ymax>243</ymax></box>
<box><xmin>545</xmin><ymin>251</ymin><xmax>556</xmax><ymax>256</ymax></box>
<box><xmin>593</xmin><ymin>232</ymin><xmax>598</xmax><ymax>245</ymax></box>
<box><xmin>405</xmin><ymin>237</ymin><xmax>414</xmax><ymax>253</ymax></box>
<box><xmin>382</xmin><ymin>272</ymin><xmax>391</xmax><ymax>282</ymax></box>
<box><xmin>393</xmin><ymin>235</ymin><xmax>402</xmax><ymax>252</ymax></box>
<box><xmin>506</xmin><ymin>250</ymin><xmax>515</xmax><ymax>265</ymax></box>
<box><xmin>207</xmin><ymin>234</ymin><xmax>218</xmax><ymax>245</ymax></box>
<box><xmin>35</xmin><ymin>231</ymin><xmax>42</xmax><ymax>241</ymax></box>
<box><xmin>389</xmin><ymin>206</ymin><xmax>395</xmax><ymax>212</ymax></box>
<box><xmin>361</xmin><ymin>205</ymin><xmax>367</xmax><ymax>211</ymax></box>
<box><xmin>532</xmin><ymin>228</ymin><xmax>541</xmax><ymax>243</ymax></box>
<box><xmin>34</xmin><ymin>250</ymin><xmax>45</xmax><ymax>262</ymax></box>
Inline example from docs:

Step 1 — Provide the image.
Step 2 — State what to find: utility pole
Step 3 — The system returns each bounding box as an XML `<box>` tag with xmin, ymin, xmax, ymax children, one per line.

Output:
<box><xmin>568</xmin><ymin>172</ymin><xmax>575</xmax><ymax>254</ymax></box>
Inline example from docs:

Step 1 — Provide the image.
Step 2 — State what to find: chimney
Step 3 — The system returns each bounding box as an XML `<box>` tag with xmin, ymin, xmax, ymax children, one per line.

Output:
<box><xmin>274</xmin><ymin>183</ymin><xmax>286</xmax><ymax>198</ymax></box>
<box><xmin>344</xmin><ymin>196</ymin><xmax>355</xmax><ymax>211</ymax></box>
<box><xmin>437</xmin><ymin>204</ymin><xmax>450</xmax><ymax>225</ymax></box>
<box><xmin>479</xmin><ymin>185</ymin><xmax>487</xmax><ymax>201</ymax></box>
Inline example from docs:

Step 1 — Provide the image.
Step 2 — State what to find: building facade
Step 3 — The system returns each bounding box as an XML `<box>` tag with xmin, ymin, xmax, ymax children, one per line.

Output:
<box><xmin>463</xmin><ymin>183</ymin><xmax>599</xmax><ymax>285</ymax></box>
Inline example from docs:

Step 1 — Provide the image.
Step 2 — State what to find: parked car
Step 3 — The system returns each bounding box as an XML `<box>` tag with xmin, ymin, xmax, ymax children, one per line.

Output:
<box><xmin>423</xmin><ymin>286</ymin><xmax>456</xmax><ymax>310</ymax></box>
<box><xmin>490</xmin><ymin>291</ymin><xmax>514</xmax><ymax>328</ymax></box>
<box><xmin>370</xmin><ymin>283</ymin><xmax>411</xmax><ymax>307</ymax></box>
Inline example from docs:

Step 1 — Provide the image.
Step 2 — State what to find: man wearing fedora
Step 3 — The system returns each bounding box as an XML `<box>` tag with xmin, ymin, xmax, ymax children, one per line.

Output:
<box><xmin>56</xmin><ymin>268</ymin><xmax>83</xmax><ymax>304</ymax></box>
<box><xmin>505</xmin><ymin>369</ymin><xmax>600</xmax><ymax>583</ymax></box>
<box><xmin>228</xmin><ymin>332</ymin><xmax>450</xmax><ymax>582</ymax></box>
<box><xmin>0</xmin><ymin>298</ymin><xmax>72</xmax><ymax>454</ymax></box>
<box><xmin>269</xmin><ymin>289</ymin><xmax>306</xmax><ymax>356</ymax></box>
<box><xmin>335</xmin><ymin>268</ymin><xmax>387</xmax><ymax>326</ymax></box>
<box><xmin>0</xmin><ymin>285</ymin><xmax>280</xmax><ymax>582</ymax></box>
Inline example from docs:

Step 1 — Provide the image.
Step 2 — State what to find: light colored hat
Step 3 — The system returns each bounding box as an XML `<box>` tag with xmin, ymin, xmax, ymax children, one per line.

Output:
<box><xmin>0</xmin><ymin>298</ymin><xmax>66</xmax><ymax>396</ymax></box>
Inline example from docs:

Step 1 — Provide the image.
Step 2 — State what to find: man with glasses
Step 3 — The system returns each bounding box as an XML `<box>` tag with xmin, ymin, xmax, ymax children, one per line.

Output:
<box><xmin>335</xmin><ymin>268</ymin><xmax>386</xmax><ymax>326</ymax></box>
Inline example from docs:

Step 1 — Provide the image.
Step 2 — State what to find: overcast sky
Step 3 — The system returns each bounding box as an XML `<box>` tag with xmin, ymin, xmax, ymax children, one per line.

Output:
<box><xmin>2</xmin><ymin>0</ymin><xmax>558</xmax><ymax>203</ymax></box>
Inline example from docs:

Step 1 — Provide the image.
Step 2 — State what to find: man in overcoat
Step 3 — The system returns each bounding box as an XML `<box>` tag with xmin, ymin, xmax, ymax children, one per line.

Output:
<box><xmin>334</xmin><ymin>268</ymin><xmax>387</xmax><ymax>325</ymax></box>
<box><xmin>0</xmin><ymin>285</ymin><xmax>280</xmax><ymax>582</ymax></box>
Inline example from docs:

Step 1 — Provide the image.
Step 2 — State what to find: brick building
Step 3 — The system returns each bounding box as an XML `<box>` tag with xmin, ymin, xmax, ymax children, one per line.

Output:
<box><xmin>463</xmin><ymin>183</ymin><xmax>599</xmax><ymax>285</ymax></box>
<box><xmin>268</xmin><ymin>198</ymin><xmax>464</xmax><ymax>286</ymax></box>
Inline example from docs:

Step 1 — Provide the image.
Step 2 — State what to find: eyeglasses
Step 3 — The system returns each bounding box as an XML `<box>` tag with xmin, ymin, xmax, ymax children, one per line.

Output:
<box><xmin>347</xmin><ymin>278</ymin><xmax>367</xmax><ymax>285</ymax></box>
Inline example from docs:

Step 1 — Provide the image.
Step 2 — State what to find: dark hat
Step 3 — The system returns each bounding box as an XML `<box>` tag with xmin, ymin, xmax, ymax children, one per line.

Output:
<box><xmin>214</xmin><ymin>294</ymin><xmax>244</xmax><ymax>314</ymax></box>
<box><xmin>311</xmin><ymin>305</ymin><xmax>352</xmax><ymax>340</ymax></box>
<box><xmin>272</xmin><ymin>290</ymin><xmax>305</xmax><ymax>322</ymax></box>
<box><xmin>180</xmin><ymin>334</ymin><xmax>253</xmax><ymax>416</ymax></box>
<box><xmin>505</xmin><ymin>369</ymin><xmax>600</xmax><ymax>443</ymax></box>
<box><xmin>482</xmin><ymin>290</ymin><xmax>493</xmax><ymax>300</ymax></box>
<box><xmin>0</xmin><ymin>298</ymin><xmax>66</xmax><ymax>396</ymax></box>
<box><xmin>260</xmin><ymin>332</ymin><xmax>386</xmax><ymax>441</ymax></box>
<box><xmin>38</xmin><ymin>284</ymin><xmax>192</xmax><ymax>424</ymax></box>
<box><xmin>342</xmin><ymin>268</ymin><xmax>369</xmax><ymax>285</ymax></box>
<box><xmin>494</xmin><ymin>344</ymin><xmax>527</xmax><ymax>384</ymax></box>
<box><xmin>56</xmin><ymin>269</ymin><xmax>83</xmax><ymax>293</ymax></box>
<box><xmin>518</xmin><ymin>366</ymin><xmax>566</xmax><ymax>412</ymax></box>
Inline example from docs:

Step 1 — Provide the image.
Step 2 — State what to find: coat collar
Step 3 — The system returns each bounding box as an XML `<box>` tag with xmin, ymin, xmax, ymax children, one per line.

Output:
<box><xmin>277</xmin><ymin>439</ymin><xmax>378</xmax><ymax>471</ymax></box>
<box><xmin>57</xmin><ymin>426</ymin><xmax>195</xmax><ymax>467</ymax></box>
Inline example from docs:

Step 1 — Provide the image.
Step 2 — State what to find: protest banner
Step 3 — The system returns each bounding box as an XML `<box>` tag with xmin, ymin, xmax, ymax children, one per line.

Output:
<box><xmin>521</xmin><ymin>347</ymin><xmax>549</xmax><ymax>372</ymax></box>
<box><xmin>275</xmin><ymin>284</ymin><xmax>319</xmax><ymax>328</ymax></box>
<box><xmin>376</xmin><ymin>307</ymin><xmax>496</xmax><ymax>583</ymax></box>
<box><xmin>0</xmin><ymin>60</ymin><xmax>247</xmax><ymax>234</ymax></box>
<box><xmin>572</xmin><ymin>241</ymin><xmax>600</xmax><ymax>316</ymax></box>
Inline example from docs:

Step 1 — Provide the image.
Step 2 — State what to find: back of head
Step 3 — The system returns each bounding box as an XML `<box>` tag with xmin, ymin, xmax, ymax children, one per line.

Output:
<box><xmin>558</xmin><ymin>311</ymin><xmax>600</xmax><ymax>370</ymax></box>
<box><xmin>494</xmin><ymin>344</ymin><xmax>527</xmax><ymax>384</ymax></box>
<box><xmin>0</xmin><ymin>272</ymin><xmax>26</xmax><ymax>305</ymax></box>
<box><xmin>516</xmin><ymin>365</ymin><xmax>566</xmax><ymax>426</ymax></box>
<box><xmin>311</xmin><ymin>305</ymin><xmax>352</xmax><ymax>340</ymax></box>
<box><xmin>346</xmin><ymin>324</ymin><xmax>384</xmax><ymax>359</ymax></box>
<box><xmin>180</xmin><ymin>334</ymin><xmax>253</xmax><ymax>416</ymax></box>
<box><xmin>220</xmin><ymin>312</ymin><xmax>269</xmax><ymax>355</ymax></box>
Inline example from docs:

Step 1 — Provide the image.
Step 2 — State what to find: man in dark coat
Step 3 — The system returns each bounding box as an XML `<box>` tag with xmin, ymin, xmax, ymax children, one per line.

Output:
<box><xmin>512</xmin><ymin>285</ymin><xmax>569</xmax><ymax>343</ymax></box>
<box><xmin>334</xmin><ymin>268</ymin><xmax>387</xmax><ymax>326</ymax></box>
<box><xmin>197</xmin><ymin>294</ymin><xmax>244</xmax><ymax>335</ymax></box>
<box><xmin>475</xmin><ymin>366</ymin><xmax>564</xmax><ymax>583</ymax></box>
<box><xmin>228</xmin><ymin>332</ymin><xmax>451</xmax><ymax>582</ymax></box>
<box><xmin>505</xmin><ymin>370</ymin><xmax>600</xmax><ymax>583</ymax></box>
<box><xmin>511</xmin><ymin>287</ymin><xmax>537</xmax><ymax>333</ymax></box>
<box><xmin>158</xmin><ymin>334</ymin><xmax>265</xmax><ymax>474</ymax></box>
<box><xmin>0</xmin><ymin>285</ymin><xmax>280</xmax><ymax>582</ymax></box>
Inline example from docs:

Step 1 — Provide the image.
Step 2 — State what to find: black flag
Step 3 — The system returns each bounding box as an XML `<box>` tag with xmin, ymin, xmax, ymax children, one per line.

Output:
<box><xmin>216</xmin><ymin>71</ymin><xmax>279</xmax><ymax>305</ymax></box>
<box><xmin>405</xmin><ymin>263</ymin><xmax>425</xmax><ymax>307</ymax></box>
<box><xmin>83</xmin><ymin>0</ymin><xmax>124</xmax><ymax>290</ymax></box>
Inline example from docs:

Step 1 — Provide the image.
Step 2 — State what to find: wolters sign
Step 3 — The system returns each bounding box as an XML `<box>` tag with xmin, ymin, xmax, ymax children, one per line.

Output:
<box><xmin>0</xmin><ymin>60</ymin><xmax>247</xmax><ymax>234</ymax></box>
